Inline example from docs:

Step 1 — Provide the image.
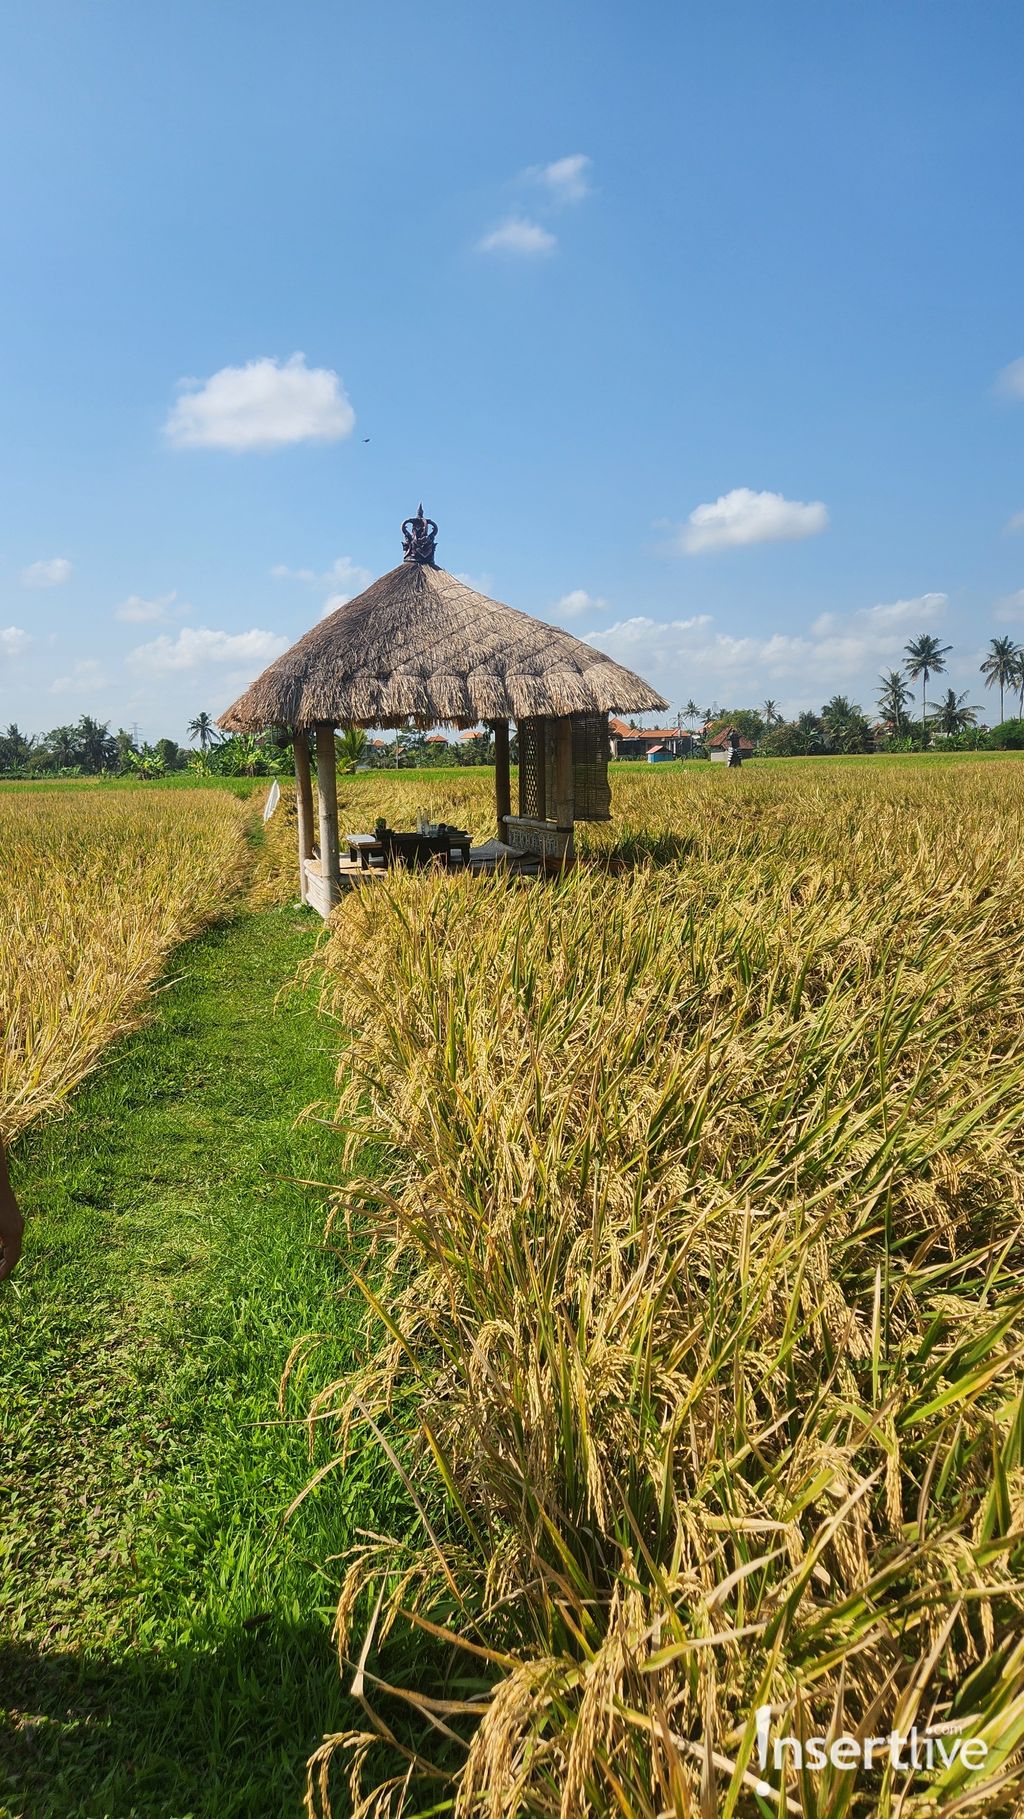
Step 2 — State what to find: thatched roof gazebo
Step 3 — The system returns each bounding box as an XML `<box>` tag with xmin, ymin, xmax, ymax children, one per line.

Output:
<box><xmin>220</xmin><ymin>508</ymin><xmax>667</xmax><ymax>914</ymax></box>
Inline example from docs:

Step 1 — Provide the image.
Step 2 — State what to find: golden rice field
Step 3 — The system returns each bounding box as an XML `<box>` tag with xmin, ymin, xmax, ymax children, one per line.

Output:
<box><xmin>279</xmin><ymin>759</ymin><xmax>1024</xmax><ymax>1818</ymax></box>
<box><xmin>0</xmin><ymin>788</ymin><xmax>250</xmax><ymax>1141</ymax></box>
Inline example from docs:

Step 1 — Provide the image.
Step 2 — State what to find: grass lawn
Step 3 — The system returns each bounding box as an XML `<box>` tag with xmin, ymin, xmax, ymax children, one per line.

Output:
<box><xmin>0</xmin><ymin>904</ymin><xmax>395</xmax><ymax>1819</ymax></box>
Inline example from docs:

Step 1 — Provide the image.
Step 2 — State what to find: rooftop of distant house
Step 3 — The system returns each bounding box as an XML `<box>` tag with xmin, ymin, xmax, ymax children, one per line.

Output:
<box><xmin>708</xmin><ymin>726</ymin><xmax>755</xmax><ymax>752</ymax></box>
<box><xmin>609</xmin><ymin>717</ymin><xmax>695</xmax><ymax>742</ymax></box>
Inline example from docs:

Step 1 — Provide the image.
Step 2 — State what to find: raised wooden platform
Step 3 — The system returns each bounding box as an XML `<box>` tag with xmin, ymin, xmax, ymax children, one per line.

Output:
<box><xmin>301</xmin><ymin>850</ymin><xmax>546</xmax><ymax>918</ymax></box>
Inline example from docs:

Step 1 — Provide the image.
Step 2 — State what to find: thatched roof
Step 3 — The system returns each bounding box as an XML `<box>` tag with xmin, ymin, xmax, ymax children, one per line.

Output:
<box><xmin>219</xmin><ymin>520</ymin><xmax>667</xmax><ymax>732</ymax></box>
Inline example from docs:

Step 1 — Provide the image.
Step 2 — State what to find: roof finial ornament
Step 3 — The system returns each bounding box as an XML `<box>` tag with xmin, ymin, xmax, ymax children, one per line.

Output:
<box><xmin>401</xmin><ymin>504</ymin><xmax>438</xmax><ymax>565</ymax></box>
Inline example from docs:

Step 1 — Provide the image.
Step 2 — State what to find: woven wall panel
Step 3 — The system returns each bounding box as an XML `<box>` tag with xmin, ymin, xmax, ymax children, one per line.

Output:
<box><xmin>572</xmin><ymin>714</ymin><xmax>612</xmax><ymax>820</ymax></box>
<box><xmin>518</xmin><ymin>717</ymin><xmax>547</xmax><ymax>820</ymax></box>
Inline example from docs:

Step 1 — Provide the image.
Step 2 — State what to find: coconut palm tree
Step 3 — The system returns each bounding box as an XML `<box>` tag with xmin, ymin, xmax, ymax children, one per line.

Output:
<box><xmin>75</xmin><ymin>715</ymin><xmax>117</xmax><ymax>773</ymax></box>
<box><xmin>822</xmin><ymin>695</ymin><xmax>871</xmax><ymax>754</ymax></box>
<box><xmin>683</xmin><ymin>698</ymin><xmax>701</xmax><ymax>729</ymax></box>
<box><xmin>876</xmin><ymin>670</ymin><xmax>914</xmax><ymax>738</ymax></box>
<box><xmin>335</xmin><ymin>726</ymin><xmax>368</xmax><ymax>774</ymax></box>
<box><xmin>187</xmin><ymin>711</ymin><xmax>219</xmax><ymax>751</ymax></box>
<box><xmin>762</xmin><ymin>699</ymin><xmax>781</xmax><ymax>730</ymax></box>
<box><xmin>928</xmin><ymin>688</ymin><xmax>979</xmax><ymax>736</ymax></box>
<box><xmin>904</xmin><ymin>634</ymin><xmax>952</xmax><ymax>741</ymax></box>
<box><xmin>979</xmin><ymin>637</ymin><xmax>1021</xmax><ymax>725</ymax></box>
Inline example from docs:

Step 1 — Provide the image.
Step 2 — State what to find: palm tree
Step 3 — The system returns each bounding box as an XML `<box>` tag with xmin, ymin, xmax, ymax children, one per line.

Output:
<box><xmin>683</xmin><ymin>698</ymin><xmax>701</xmax><ymax>729</ymax></box>
<box><xmin>794</xmin><ymin>711</ymin><xmax>824</xmax><ymax>755</ymax></box>
<box><xmin>187</xmin><ymin>711</ymin><xmax>219</xmax><ymax>751</ymax></box>
<box><xmin>876</xmin><ymin>670</ymin><xmax>914</xmax><ymax>737</ymax></box>
<box><xmin>335</xmin><ymin>726</ymin><xmax>367</xmax><ymax>774</ymax></box>
<box><xmin>762</xmin><ymin>699</ymin><xmax>781</xmax><ymax>730</ymax></box>
<box><xmin>821</xmin><ymin>695</ymin><xmax>870</xmax><ymax>754</ymax></box>
<box><xmin>979</xmin><ymin>637</ymin><xmax>1021</xmax><ymax>725</ymax></box>
<box><xmin>928</xmin><ymin>688</ymin><xmax>979</xmax><ymax>736</ymax></box>
<box><xmin>904</xmin><ymin>634</ymin><xmax>952</xmax><ymax>741</ymax></box>
<box><xmin>75</xmin><ymin>714</ymin><xmax>115</xmax><ymax>773</ymax></box>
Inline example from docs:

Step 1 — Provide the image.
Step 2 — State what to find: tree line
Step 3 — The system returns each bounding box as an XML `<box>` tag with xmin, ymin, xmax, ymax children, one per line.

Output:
<box><xmin>5</xmin><ymin>633</ymin><xmax>1024</xmax><ymax>779</ymax></box>
<box><xmin>0</xmin><ymin>714</ymin><xmax>287</xmax><ymax>779</ymax></box>
<box><xmin>0</xmin><ymin>716</ymin><xmax>507</xmax><ymax>779</ymax></box>
<box><xmin>668</xmin><ymin>633</ymin><xmax>1024</xmax><ymax>756</ymax></box>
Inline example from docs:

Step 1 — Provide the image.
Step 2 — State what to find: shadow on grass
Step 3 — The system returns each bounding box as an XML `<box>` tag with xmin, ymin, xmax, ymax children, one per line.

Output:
<box><xmin>1</xmin><ymin>1622</ymin><xmax>348</xmax><ymax>1819</ymax></box>
<box><xmin>2</xmin><ymin>1616</ymin><xmax>470</xmax><ymax>1819</ymax></box>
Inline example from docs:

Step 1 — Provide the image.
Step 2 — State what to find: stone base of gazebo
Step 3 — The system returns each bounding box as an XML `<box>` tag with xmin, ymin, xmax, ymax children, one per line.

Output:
<box><xmin>502</xmin><ymin>816</ymin><xmax>573</xmax><ymax>863</ymax></box>
<box><xmin>301</xmin><ymin>855</ymin><xmax>387</xmax><ymax>915</ymax></box>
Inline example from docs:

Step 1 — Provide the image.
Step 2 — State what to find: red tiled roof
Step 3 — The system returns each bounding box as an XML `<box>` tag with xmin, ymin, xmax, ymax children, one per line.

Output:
<box><xmin>609</xmin><ymin>718</ymin><xmax>684</xmax><ymax>741</ymax></box>
<box><xmin>708</xmin><ymin>727</ymin><xmax>755</xmax><ymax>751</ymax></box>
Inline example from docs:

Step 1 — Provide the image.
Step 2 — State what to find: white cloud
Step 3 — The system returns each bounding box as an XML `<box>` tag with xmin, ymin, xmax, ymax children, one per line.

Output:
<box><xmin>115</xmin><ymin>590</ymin><xmax>178</xmax><ymax>623</ymax></box>
<box><xmin>50</xmin><ymin>658</ymin><xmax>107</xmax><ymax>695</ymax></box>
<box><xmin>554</xmin><ymin>588</ymin><xmax>607</xmax><ymax>617</ymax></box>
<box><xmin>590</xmin><ymin>594</ymin><xmax>964</xmax><ymax>717</ymax></box>
<box><xmin>128</xmin><ymin>626</ymin><xmax>286</xmax><ymax>675</ymax></box>
<box><xmin>994</xmin><ymin>590</ymin><xmax>1024</xmax><ymax>624</ymax></box>
<box><xmin>674</xmin><ymin>488</ymin><xmax>829</xmax><ymax>555</ymax></box>
<box><xmin>164</xmin><ymin>354</ymin><xmax>355</xmax><ymax>451</ymax></box>
<box><xmin>995</xmin><ymin>357</ymin><xmax>1024</xmax><ymax>401</ymax></box>
<box><xmin>1</xmin><ymin>626</ymin><xmax>30</xmax><ymax>658</ymax></box>
<box><xmin>274</xmin><ymin>555</ymin><xmax>371</xmax><ymax>592</ymax></box>
<box><xmin>478</xmin><ymin>217</ymin><xmax>557</xmax><ymax>256</ymax></box>
<box><xmin>590</xmin><ymin>613</ymin><xmax>711</xmax><ymax>648</ymax></box>
<box><xmin>1004</xmin><ymin>509</ymin><xmax>1024</xmax><ymax>535</ymax></box>
<box><xmin>272</xmin><ymin>563</ymin><xmax>317</xmax><ymax>582</ymax></box>
<box><xmin>22</xmin><ymin>557</ymin><xmax>72</xmax><ymax>587</ymax></box>
<box><xmin>526</xmin><ymin>153</ymin><xmax>592</xmax><ymax>205</ymax></box>
<box><xmin>321</xmin><ymin>595</ymin><xmax>351</xmax><ymax>618</ymax></box>
<box><xmin>857</xmin><ymin>592</ymin><xmax>948</xmax><ymax>626</ymax></box>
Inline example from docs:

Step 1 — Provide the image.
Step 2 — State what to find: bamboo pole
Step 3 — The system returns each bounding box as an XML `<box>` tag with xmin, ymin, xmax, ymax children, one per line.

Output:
<box><xmin>293</xmin><ymin>731</ymin><xmax>314</xmax><ymax>903</ymax></box>
<box><xmin>314</xmin><ymin>723</ymin><xmax>341</xmax><ymax>909</ymax></box>
<box><xmin>492</xmin><ymin>719</ymin><xmax>511</xmax><ymax>838</ymax></box>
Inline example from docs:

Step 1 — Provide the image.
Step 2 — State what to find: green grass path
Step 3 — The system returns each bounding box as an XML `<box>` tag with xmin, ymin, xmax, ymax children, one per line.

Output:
<box><xmin>0</xmin><ymin>906</ymin><xmax>379</xmax><ymax>1819</ymax></box>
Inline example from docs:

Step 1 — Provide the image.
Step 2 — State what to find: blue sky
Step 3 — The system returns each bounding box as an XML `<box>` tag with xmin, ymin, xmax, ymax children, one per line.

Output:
<box><xmin>2</xmin><ymin>0</ymin><xmax>1023</xmax><ymax>741</ymax></box>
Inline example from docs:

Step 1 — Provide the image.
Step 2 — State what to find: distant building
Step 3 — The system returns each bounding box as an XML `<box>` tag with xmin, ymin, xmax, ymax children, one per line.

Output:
<box><xmin>646</xmin><ymin>744</ymin><xmax>676</xmax><ymax>764</ymax></box>
<box><xmin>708</xmin><ymin>727</ymin><xmax>756</xmax><ymax>763</ymax></box>
<box><xmin>609</xmin><ymin>716</ymin><xmax>696</xmax><ymax>758</ymax></box>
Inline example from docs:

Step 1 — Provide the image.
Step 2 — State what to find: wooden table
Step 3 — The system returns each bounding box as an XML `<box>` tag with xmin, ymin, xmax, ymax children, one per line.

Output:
<box><xmin>346</xmin><ymin>833</ymin><xmax>384</xmax><ymax>869</ymax></box>
<box><xmin>347</xmin><ymin>830</ymin><xmax>472</xmax><ymax>870</ymax></box>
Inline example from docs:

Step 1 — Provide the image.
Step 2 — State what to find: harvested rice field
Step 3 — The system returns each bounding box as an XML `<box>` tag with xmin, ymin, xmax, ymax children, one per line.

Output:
<box><xmin>4</xmin><ymin>757</ymin><xmax>1024</xmax><ymax>1819</ymax></box>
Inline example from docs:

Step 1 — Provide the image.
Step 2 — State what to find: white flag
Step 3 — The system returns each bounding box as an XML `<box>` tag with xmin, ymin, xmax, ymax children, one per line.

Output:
<box><xmin>262</xmin><ymin>779</ymin><xmax>281</xmax><ymax>822</ymax></box>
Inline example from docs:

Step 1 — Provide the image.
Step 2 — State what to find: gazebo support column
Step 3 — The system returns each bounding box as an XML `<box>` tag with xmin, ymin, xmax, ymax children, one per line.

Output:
<box><xmin>314</xmin><ymin>722</ymin><xmax>341</xmax><ymax>912</ymax></box>
<box><xmin>293</xmin><ymin>730</ymin><xmax>315</xmax><ymax>903</ymax></box>
<box><xmin>492</xmin><ymin>719</ymin><xmax>511</xmax><ymax>839</ymax></box>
